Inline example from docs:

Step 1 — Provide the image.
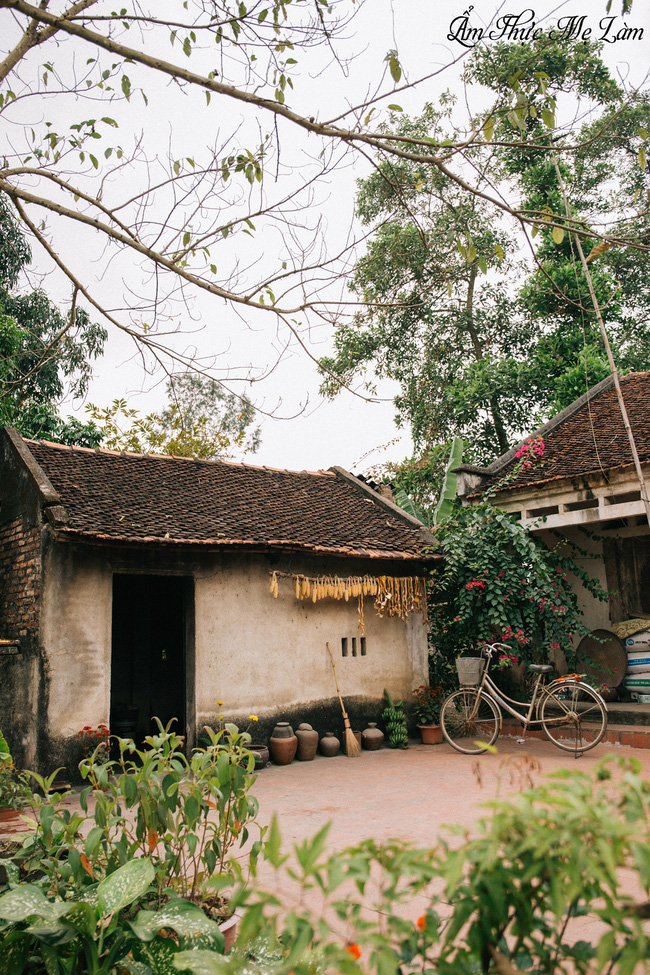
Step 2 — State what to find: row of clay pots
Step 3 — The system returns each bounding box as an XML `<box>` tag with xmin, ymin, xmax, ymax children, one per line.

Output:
<box><xmin>266</xmin><ymin>721</ymin><xmax>385</xmax><ymax>765</ymax></box>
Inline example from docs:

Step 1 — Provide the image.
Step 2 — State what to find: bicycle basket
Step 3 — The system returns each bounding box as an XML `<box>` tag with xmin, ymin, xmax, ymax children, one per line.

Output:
<box><xmin>456</xmin><ymin>656</ymin><xmax>485</xmax><ymax>686</ymax></box>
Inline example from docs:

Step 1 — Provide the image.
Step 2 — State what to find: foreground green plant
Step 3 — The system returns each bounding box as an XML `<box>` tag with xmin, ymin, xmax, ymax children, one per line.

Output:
<box><xmin>0</xmin><ymin>720</ymin><xmax>263</xmax><ymax>972</ymax></box>
<box><xmin>0</xmin><ymin>856</ymin><xmax>227</xmax><ymax>973</ymax></box>
<box><xmin>18</xmin><ymin>720</ymin><xmax>262</xmax><ymax>908</ymax></box>
<box><xmin>0</xmin><ymin>731</ymin><xmax>30</xmax><ymax>812</ymax></box>
<box><xmin>173</xmin><ymin>755</ymin><xmax>650</xmax><ymax>975</ymax></box>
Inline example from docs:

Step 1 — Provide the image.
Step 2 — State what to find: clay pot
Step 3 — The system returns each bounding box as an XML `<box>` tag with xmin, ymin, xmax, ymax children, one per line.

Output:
<box><xmin>418</xmin><ymin>724</ymin><xmax>443</xmax><ymax>745</ymax></box>
<box><xmin>219</xmin><ymin>913</ymin><xmax>240</xmax><ymax>953</ymax></box>
<box><xmin>319</xmin><ymin>732</ymin><xmax>340</xmax><ymax>757</ymax></box>
<box><xmin>268</xmin><ymin>722</ymin><xmax>297</xmax><ymax>765</ymax></box>
<box><xmin>296</xmin><ymin>723</ymin><xmax>319</xmax><ymax>761</ymax></box>
<box><xmin>361</xmin><ymin>722</ymin><xmax>384</xmax><ymax>750</ymax></box>
<box><xmin>249</xmin><ymin>744</ymin><xmax>270</xmax><ymax>769</ymax></box>
<box><xmin>343</xmin><ymin>730</ymin><xmax>362</xmax><ymax>755</ymax></box>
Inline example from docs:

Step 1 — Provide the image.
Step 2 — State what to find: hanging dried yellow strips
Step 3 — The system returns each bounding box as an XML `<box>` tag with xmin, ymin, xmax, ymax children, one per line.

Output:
<box><xmin>269</xmin><ymin>571</ymin><xmax>279</xmax><ymax>598</ymax></box>
<box><xmin>267</xmin><ymin>571</ymin><xmax>427</xmax><ymax>634</ymax></box>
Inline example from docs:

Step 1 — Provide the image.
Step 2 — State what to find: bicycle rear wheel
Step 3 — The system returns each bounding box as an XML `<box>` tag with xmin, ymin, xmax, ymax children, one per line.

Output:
<box><xmin>440</xmin><ymin>688</ymin><xmax>501</xmax><ymax>755</ymax></box>
<box><xmin>539</xmin><ymin>680</ymin><xmax>607</xmax><ymax>753</ymax></box>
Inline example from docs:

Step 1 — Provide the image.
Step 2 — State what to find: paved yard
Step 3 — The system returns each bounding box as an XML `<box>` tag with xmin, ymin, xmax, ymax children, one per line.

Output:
<box><xmin>250</xmin><ymin>736</ymin><xmax>650</xmax><ymax>850</ymax></box>
<box><xmin>246</xmin><ymin>737</ymin><xmax>650</xmax><ymax>950</ymax></box>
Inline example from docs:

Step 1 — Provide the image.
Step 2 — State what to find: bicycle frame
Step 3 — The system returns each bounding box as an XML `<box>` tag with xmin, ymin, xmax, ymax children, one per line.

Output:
<box><xmin>467</xmin><ymin>644</ymin><xmax>595</xmax><ymax>731</ymax></box>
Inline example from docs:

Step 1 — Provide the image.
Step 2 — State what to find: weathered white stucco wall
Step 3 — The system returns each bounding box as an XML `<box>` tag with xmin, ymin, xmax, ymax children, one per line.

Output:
<box><xmin>194</xmin><ymin>553</ymin><xmax>428</xmax><ymax>728</ymax></box>
<box><xmin>41</xmin><ymin>541</ymin><xmax>113</xmax><ymax>737</ymax></box>
<box><xmin>537</xmin><ymin>527</ymin><xmax>611</xmax><ymax>636</ymax></box>
<box><xmin>40</xmin><ymin>542</ymin><xmax>428</xmax><ymax>740</ymax></box>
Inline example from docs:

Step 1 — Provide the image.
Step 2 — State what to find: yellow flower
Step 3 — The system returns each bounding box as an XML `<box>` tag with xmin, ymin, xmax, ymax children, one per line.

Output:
<box><xmin>217</xmin><ymin>700</ymin><xmax>225</xmax><ymax>706</ymax></box>
<box><xmin>249</xmin><ymin>714</ymin><xmax>258</xmax><ymax>721</ymax></box>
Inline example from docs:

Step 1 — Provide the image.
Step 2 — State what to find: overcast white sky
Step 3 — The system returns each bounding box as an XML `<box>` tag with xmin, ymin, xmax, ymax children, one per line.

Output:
<box><xmin>26</xmin><ymin>0</ymin><xmax>650</xmax><ymax>473</ymax></box>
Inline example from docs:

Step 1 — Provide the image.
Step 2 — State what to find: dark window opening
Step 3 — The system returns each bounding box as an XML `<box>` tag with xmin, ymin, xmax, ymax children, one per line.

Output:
<box><xmin>360</xmin><ymin>637</ymin><xmax>367</xmax><ymax>656</ymax></box>
<box><xmin>341</xmin><ymin>637</ymin><xmax>348</xmax><ymax>657</ymax></box>
<box><xmin>351</xmin><ymin>637</ymin><xmax>357</xmax><ymax>657</ymax></box>
<box><xmin>565</xmin><ymin>498</ymin><xmax>599</xmax><ymax>511</ymax></box>
<box><xmin>605</xmin><ymin>491</ymin><xmax>641</xmax><ymax>506</ymax></box>
<box><xmin>528</xmin><ymin>504</ymin><xmax>559</xmax><ymax>517</ymax></box>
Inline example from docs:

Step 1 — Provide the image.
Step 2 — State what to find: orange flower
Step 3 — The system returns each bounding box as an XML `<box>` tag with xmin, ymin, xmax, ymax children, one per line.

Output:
<box><xmin>345</xmin><ymin>944</ymin><xmax>361</xmax><ymax>960</ymax></box>
<box><xmin>416</xmin><ymin>915</ymin><xmax>427</xmax><ymax>931</ymax></box>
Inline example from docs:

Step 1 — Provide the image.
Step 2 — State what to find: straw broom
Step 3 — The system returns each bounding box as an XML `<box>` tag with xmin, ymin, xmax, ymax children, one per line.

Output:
<box><xmin>326</xmin><ymin>641</ymin><xmax>361</xmax><ymax>757</ymax></box>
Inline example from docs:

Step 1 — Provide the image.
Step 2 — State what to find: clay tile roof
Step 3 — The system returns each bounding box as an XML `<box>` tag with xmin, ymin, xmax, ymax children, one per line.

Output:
<box><xmin>20</xmin><ymin>437</ymin><xmax>434</xmax><ymax>561</ymax></box>
<box><xmin>472</xmin><ymin>372</ymin><xmax>650</xmax><ymax>496</ymax></box>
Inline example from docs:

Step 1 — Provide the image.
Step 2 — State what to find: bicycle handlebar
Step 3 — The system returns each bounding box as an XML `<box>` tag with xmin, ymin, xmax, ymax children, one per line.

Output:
<box><xmin>480</xmin><ymin>642</ymin><xmax>512</xmax><ymax>659</ymax></box>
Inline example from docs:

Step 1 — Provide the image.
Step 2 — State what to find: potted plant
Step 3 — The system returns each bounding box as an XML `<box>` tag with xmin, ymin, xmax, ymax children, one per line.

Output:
<box><xmin>0</xmin><ymin>731</ymin><xmax>32</xmax><ymax>832</ymax></box>
<box><xmin>412</xmin><ymin>685</ymin><xmax>445</xmax><ymax>744</ymax></box>
<box><xmin>77</xmin><ymin>723</ymin><xmax>111</xmax><ymax>767</ymax></box>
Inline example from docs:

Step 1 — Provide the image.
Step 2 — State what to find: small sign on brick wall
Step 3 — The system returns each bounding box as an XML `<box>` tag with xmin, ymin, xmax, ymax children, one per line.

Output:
<box><xmin>0</xmin><ymin>640</ymin><xmax>20</xmax><ymax>656</ymax></box>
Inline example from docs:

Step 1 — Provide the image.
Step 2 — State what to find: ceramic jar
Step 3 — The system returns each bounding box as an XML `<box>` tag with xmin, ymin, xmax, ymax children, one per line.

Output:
<box><xmin>268</xmin><ymin>722</ymin><xmax>297</xmax><ymax>765</ymax></box>
<box><xmin>296</xmin><ymin>723</ymin><xmax>319</xmax><ymax>761</ymax></box>
<box><xmin>249</xmin><ymin>744</ymin><xmax>270</xmax><ymax>769</ymax></box>
<box><xmin>319</xmin><ymin>732</ymin><xmax>340</xmax><ymax>757</ymax></box>
<box><xmin>361</xmin><ymin>722</ymin><xmax>384</xmax><ymax>750</ymax></box>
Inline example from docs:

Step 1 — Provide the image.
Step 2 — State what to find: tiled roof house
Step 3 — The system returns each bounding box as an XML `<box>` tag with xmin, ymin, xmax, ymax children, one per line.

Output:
<box><xmin>0</xmin><ymin>427</ymin><xmax>436</xmax><ymax>772</ymax></box>
<box><xmin>457</xmin><ymin>371</ymin><xmax>650</xmax><ymax>637</ymax></box>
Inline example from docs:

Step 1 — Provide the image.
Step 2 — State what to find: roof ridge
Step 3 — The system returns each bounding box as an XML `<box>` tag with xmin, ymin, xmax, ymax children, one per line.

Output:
<box><xmin>24</xmin><ymin>436</ymin><xmax>334</xmax><ymax>477</ymax></box>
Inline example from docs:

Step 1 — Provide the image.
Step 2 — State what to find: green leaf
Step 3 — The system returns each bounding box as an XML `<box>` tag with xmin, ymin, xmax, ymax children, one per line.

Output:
<box><xmin>541</xmin><ymin>108</ymin><xmax>555</xmax><ymax>128</ymax></box>
<box><xmin>389</xmin><ymin>57</ymin><xmax>401</xmax><ymax>83</ymax></box>
<box><xmin>393</xmin><ymin>488</ymin><xmax>428</xmax><ymax>524</ymax></box>
<box><xmin>132</xmin><ymin>936</ymin><xmax>179</xmax><ymax>973</ymax></box>
<box><xmin>130</xmin><ymin>899</ymin><xmax>224</xmax><ymax>951</ymax></box>
<box><xmin>433</xmin><ymin>437</ymin><xmax>463</xmax><ymax>526</ymax></box>
<box><xmin>639</xmin><ymin>146</ymin><xmax>647</xmax><ymax>171</ymax></box>
<box><xmin>0</xmin><ymin>932</ymin><xmax>31</xmax><ymax>975</ymax></box>
<box><xmin>482</xmin><ymin>117</ymin><xmax>494</xmax><ymax>141</ymax></box>
<box><xmin>264</xmin><ymin>814</ymin><xmax>287</xmax><ymax>867</ymax></box>
<box><xmin>0</xmin><ymin>884</ymin><xmax>54</xmax><ymax>922</ymax></box>
<box><xmin>173</xmin><ymin>949</ymin><xmax>225</xmax><ymax>974</ymax></box>
<box><xmin>97</xmin><ymin>858</ymin><xmax>154</xmax><ymax>916</ymax></box>
<box><xmin>387</xmin><ymin>104</ymin><xmax>403</xmax><ymax>112</ymax></box>
<box><xmin>552</xmin><ymin>225</ymin><xmax>565</xmax><ymax>245</ymax></box>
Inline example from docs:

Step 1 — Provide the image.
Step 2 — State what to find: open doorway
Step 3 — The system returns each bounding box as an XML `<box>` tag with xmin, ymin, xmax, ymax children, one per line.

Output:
<box><xmin>111</xmin><ymin>574</ymin><xmax>194</xmax><ymax>746</ymax></box>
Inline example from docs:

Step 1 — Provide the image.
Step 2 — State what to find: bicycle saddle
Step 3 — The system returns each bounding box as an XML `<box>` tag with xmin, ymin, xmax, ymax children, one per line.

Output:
<box><xmin>528</xmin><ymin>664</ymin><xmax>554</xmax><ymax>674</ymax></box>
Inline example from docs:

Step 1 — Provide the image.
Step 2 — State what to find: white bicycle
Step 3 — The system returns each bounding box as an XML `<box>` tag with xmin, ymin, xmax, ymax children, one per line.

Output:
<box><xmin>440</xmin><ymin>643</ymin><xmax>608</xmax><ymax>757</ymax></box>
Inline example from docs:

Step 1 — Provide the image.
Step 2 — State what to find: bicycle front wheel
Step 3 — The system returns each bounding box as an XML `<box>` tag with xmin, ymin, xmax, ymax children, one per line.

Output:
<box><xmin>440</xmin><ymin>688</ymin><xmax>501</xmax><ymax>755</ymax></box>
<box><xmin>539</xmin><ymin>680</ymin><xmax>608</xmax><ymax>754</ymax></box>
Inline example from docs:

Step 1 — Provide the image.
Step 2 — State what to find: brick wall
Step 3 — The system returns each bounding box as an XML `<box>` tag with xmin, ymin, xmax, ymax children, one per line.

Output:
<box><xmin>0</xmin><ymin>513</ymin><xmax>44</xmax><ymax>769</ymax></box>
<box><xmin>0</xmin><ymin>514</ymin><xmax>42</xmax><ymax>642</ymax></box>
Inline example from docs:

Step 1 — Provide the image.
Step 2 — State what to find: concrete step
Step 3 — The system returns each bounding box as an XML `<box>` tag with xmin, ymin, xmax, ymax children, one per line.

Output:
<box><xmin>502</xmin><ymin>721</ymin><xmax>650</xmax><ymax>749</ymax></box>
<box><xmin>602</xmin><ymin>701</ymin><xmax>650</xmax><ymax>725</ymax></box>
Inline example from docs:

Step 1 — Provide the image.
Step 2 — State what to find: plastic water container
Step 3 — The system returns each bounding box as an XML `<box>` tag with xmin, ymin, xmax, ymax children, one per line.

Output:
<box><xmin>624</xmin><ymin>629</ymin><xmax>650</xmax><ymax>648</ymax></box>
<box><xmin>626</xmin><ymin>651</ymin><xmax>650</xmax><ymax>674</ymax></box>
<box><xmin>623</xmin><ymin>675</ymin><xmax>650</xmax><ymax>692</ymax></box>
